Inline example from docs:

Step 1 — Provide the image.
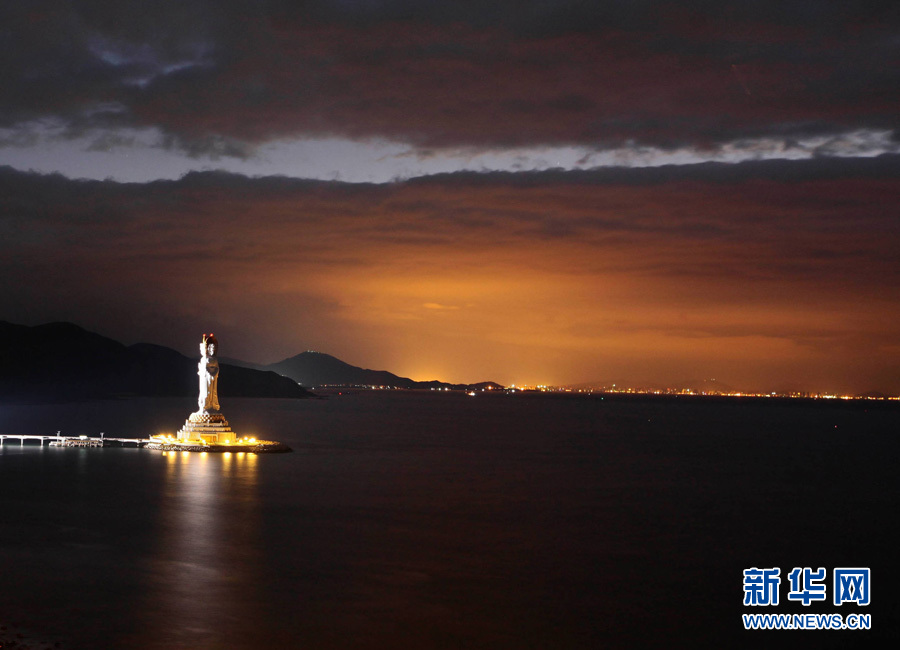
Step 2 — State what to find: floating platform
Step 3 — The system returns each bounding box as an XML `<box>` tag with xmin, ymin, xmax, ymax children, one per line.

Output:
<box><xmin>145</xmin><ymin>439</ymin><xmax>291</xmax><ymax>453</ymax></box>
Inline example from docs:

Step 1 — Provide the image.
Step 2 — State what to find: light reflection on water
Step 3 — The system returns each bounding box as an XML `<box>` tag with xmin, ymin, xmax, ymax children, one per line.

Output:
<box><xmin>139</xmin><ymin>450</ymin><xmax>261</xmax><ymax>649</ymax></box>
<box><xmin>1</xmin><ymin>394</ymin><xmax>898</xmax><ymax>649</ymax></box>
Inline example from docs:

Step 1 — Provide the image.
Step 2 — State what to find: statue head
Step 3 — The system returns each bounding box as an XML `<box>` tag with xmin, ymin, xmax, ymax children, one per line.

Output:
<box><xmin>201</xmin><ymin>332</ymin><xmax>219</xmax><ymax>358</ymax></box>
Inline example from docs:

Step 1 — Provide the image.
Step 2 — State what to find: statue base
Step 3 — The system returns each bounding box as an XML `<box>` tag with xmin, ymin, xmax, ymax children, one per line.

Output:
<box><xmin>176</xmin><ymin>410</ymin><xmax>237</xmax><ymax>445</ymax></box>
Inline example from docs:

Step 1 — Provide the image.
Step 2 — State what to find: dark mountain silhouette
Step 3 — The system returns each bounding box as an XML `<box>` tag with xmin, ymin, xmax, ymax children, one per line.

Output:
<box><xmin>266</xmin><ymin>350</ymin><xmax>503</xmax><ymax>390</ymax></box>
<box><xmin>0</xmin><ymin>321</ymin><xmax>310</xmax><ymax>401</ymax></box>
<box><xmin>268</xmin><ymin>351</ymin><xmax>414</xmax><ymax>387</ymax></box>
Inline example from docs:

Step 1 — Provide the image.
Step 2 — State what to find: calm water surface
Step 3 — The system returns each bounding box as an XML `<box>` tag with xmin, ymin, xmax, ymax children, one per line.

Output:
<box><xmin>1</xmin><ymin>392</ymin><xmax>897</xmax><ymax>648</ymax></box>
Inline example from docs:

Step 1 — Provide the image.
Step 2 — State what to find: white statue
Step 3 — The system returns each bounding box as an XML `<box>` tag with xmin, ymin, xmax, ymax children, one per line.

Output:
<box><xmin>197</xmin><ymin>333</ymin><xmax>220</xmax><ymax>412</ymax></box>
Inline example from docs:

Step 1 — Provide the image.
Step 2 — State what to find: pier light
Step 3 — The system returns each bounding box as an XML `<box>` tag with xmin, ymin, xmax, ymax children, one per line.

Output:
<box><xmin>249</xmin><ymin>438</ymin><xmax>257</xmax><ymax>443</ymax></box>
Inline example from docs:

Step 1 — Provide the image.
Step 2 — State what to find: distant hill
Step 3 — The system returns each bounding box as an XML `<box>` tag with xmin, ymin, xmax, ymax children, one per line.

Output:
<box><xmin>265</xmin><ymin>350</ymin><xmax>503</xmax><ymax>391</ymax></box>
<box><xmin>268</xmin><ymin>351</ymin><xmax>413</xmax><ymax>387</ymax></box>
<box><xmin>0</xmin><ymin>321</ymin><xmax>311</xmax><ymax>402</ymax></box>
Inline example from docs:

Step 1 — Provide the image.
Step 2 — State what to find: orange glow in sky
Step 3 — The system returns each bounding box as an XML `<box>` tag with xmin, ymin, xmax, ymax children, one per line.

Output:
<box><xmin>3</xmin><ymin>163</ymin><xmax>898</xmax><ymax>394</ymax></box>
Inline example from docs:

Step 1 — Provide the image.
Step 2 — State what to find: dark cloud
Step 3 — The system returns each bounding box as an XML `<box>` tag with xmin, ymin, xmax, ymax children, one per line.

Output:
<box><xmin>1</xmin><ymin>2</ymin><xmax>897</xmax><ymax>155</ymax></box>
<box><xmin>159</xmin><ymin>132</ymin><xmax>257</xmax><ymax>159</ymax></box>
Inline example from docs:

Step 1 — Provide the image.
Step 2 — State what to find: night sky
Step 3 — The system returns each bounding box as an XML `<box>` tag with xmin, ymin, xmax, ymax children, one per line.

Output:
<box><xmin>2</xmin><ymin>1</ymin><xmax>899</xmax><ymax>393</ymax></box>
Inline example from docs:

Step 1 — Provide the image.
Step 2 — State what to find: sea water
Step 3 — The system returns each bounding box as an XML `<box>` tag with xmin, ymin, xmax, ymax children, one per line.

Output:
<box><xmin>1</xmin><ymin>392</ymin><xmax>897</xmax><ymax>648</ymax></box>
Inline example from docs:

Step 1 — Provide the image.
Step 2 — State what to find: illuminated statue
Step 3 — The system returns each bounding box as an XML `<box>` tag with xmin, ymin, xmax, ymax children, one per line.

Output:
<box><xmin>197</xmin><ymin>333</ymin><xmax>220</xmax><ymax>412</ymax></box>
<box><xmin>177</xmin><ymin>332</ymin><xmax>236</xmax><ymax>444</ymax></box>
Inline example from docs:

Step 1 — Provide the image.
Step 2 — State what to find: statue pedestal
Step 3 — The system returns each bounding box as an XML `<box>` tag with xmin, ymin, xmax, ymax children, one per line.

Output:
<box><xmin>176</xmin><ymin>410</ymin><xmax>237</xmax><ymax>445</ymax></box>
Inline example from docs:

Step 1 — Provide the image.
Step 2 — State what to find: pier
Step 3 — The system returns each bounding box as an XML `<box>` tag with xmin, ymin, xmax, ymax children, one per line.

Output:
<box><xmin>0</xmin><ymin>433</ymin><xmax>148</xmax><ymax>448</ymax></box>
